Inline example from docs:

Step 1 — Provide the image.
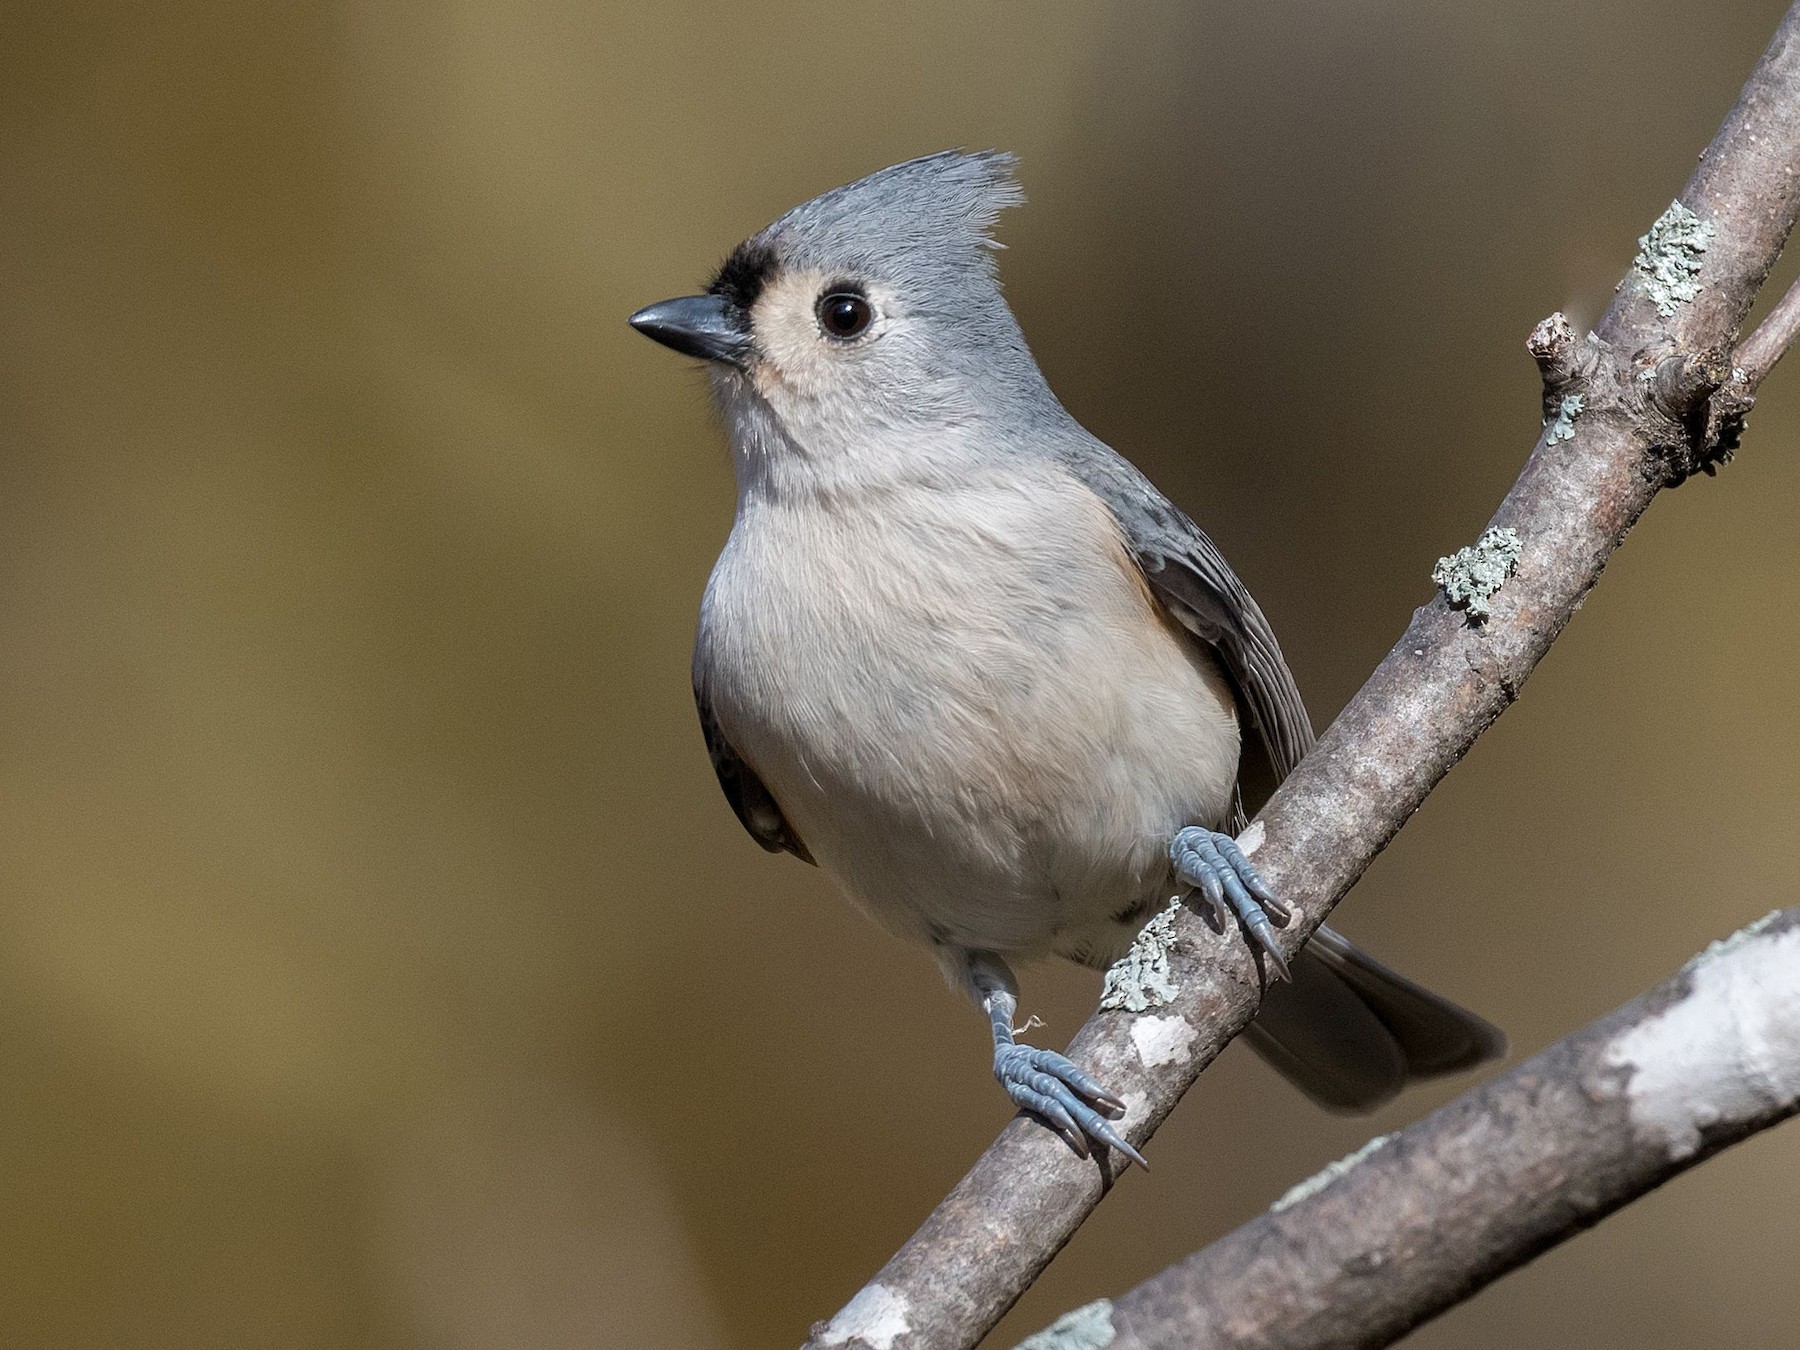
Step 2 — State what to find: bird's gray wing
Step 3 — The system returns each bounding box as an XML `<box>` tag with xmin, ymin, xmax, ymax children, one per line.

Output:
<box><xmin>1057</xmin><ymin>446</ymin><xmax>1315</xmax><ymax>790</ymax></box>
<box><xmin>694</xmin><ymin>679</ymin><xmax>815</xmax><ymax>865</ymax></box>
<box><xmin>1056</xmin><ymin>445</ymin><xmax>1505</xmax><ymax>1110</ymax></box>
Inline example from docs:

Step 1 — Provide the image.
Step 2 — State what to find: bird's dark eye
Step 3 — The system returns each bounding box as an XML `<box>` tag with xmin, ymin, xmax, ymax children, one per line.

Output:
<box><xmin>817</xmin><ymin>291</ymin><xmax>874</xmax><ymax>340</ymax></box>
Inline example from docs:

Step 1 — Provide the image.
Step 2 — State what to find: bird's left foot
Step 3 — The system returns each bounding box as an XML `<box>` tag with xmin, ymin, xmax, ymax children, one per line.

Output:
<box><xmin>993</xmin><ymin>1043</ymin><xmax>1147</xmax><ymax>1168</ymax></box>
<box><xmin>1170</xmin><ymin>826</ymin><xmax>1292</xmax><ymax>980</ymax></box>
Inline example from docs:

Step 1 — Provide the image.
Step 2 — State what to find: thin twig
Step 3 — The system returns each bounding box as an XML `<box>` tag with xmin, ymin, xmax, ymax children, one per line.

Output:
<box><xmin>1735</xmin><ymin>274</ymin><xmax>1800</xmax><ymax>388</ymax></box>
<box><xmin>803</xmin><ymin>8</ymin><xmax>1800</xmax><ymax>1348</ymax></box>
<box><xmin>1013</xmin><ymin>907</ymin><xmax>1800</xmax><ymax>1350</ymax></box>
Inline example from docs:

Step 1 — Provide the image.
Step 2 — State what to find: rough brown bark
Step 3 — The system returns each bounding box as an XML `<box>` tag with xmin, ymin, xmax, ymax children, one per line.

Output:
<box><xmin>1014</xmin><ymin>908</ymin><xmax>1800</xmax><ymax>1350</ymax></box>
<box><xmin>803</xmin><ymin>9</ymin><xmax>1800</xmax><ymax>1349</ymax></box>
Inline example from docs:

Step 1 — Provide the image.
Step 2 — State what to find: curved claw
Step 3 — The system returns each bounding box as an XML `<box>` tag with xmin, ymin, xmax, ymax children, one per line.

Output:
<box><xmin>1171</xmin><ymin>826</ymin><xmax>1293</xmax><ymax>982</ymax></box>
<box><xmin>995</xmin><ymin>1046</ymin><xmax>1146</xmax><ymax>1168</ymax></box>
<box><xmin>1075</xmin><ymin>1108</ymin><xmax>1149</xmax><ymax>1170</ymax></box>
<box><xmin>1003</xmin><ymin>1078</ymin><xmax>1089</xmax><ymax>1157</ymax></box>
<box><xmin>1216</xmin><ymin>863</ymin><xmax>1291</xmax><ymax>982</ymax></box>
<box><xmin>1196</xmin><ymin>896</ymin><xmax>1229</xmax><ymax>934</ymax></box>
<box><xmin>1214</xmin><ymin>835</ymin><xmax>1291</xmax><ymax>925</ymax></box>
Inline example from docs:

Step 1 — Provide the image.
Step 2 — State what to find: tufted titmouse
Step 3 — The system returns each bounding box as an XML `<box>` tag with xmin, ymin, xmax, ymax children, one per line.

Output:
<box><xmin>631</xmin><ymin>152</ymin><xmax>1502</xmax><ymax>1164</ymax></box>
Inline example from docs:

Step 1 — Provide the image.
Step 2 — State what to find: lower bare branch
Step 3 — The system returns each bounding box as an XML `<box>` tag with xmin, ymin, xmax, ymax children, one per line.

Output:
<box><xmin>1014</xmin><ymin>907</ymin><xmax>1800</xmax><ymax>1350</ymax></box>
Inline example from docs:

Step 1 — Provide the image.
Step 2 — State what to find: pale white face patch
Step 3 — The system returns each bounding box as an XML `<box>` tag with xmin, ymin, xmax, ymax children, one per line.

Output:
<box><xmin>747</xmin><ymin>267</ymin><xmax>899</xmax><ymax>407</ymax></box>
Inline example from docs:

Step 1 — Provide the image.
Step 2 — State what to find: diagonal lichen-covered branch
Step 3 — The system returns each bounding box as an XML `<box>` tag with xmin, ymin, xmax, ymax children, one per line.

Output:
<box><xmin>802</xmin><ymin>8</ymin><xmax>1800</xmax><ymax>1349</ymax></box>
<box><xmin>1016</xmin><ymin>907</ymin><xmax>1800</xmax><ymax>1350</ymax></box>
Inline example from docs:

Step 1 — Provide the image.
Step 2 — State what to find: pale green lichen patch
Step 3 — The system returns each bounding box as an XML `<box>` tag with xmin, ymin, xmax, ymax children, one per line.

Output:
<box><xmin>1634</xmin><ymin>201</ymin><xmax>1715</xmax><ymax>318</ymax></box>
<box><xmin>1100</xmin><ymin>900</ymin><xmax>1181</xmax><ymax>1012</ymax></box>
<box><xmin>1683</xmin><ymin>909</ymin><xmax>1786</xmax><ymax>976</ymax></box>
<box><xmin>1271</xmin><ymin>1133</ymin><xmax>1393</xmax><ymax>1212</ymax></box>
<box><xmin>1433</xmin><ymin>526</ymin><xmax>1522</xmax><ymax>622</ymax></box>
<box><xmin>1545</xmin><ymin>393</ymin><xmax>1583</xmax><ymax>444</ymax></box>
<box><xmin>1015</xmin><ymin>1299</ymin><xmax>1116</xmax><ymax>1350</ymax></box>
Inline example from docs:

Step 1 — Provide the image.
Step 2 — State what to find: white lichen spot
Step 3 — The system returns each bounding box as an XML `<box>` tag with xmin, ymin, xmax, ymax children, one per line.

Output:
<box><xmin>1238</xmin><ymin>821</ymin><xmax>1267</xmax><ymax>856</ymax></box>
<box><xmin>1100</xmin><ymin>900</ymin><xmax>1182</xmax><ymax>1012</ymax></box>
<box><xmin>1131</xmin><ymin>1014</ymin><xmax>1198</xmax><ymax>1069</ymax></box>
<box><xmin>1432</xmin><ymin>526</ymin><xmax>1522</xmax><ymax>622</ymax></box>
<box><xmin>1116</xmin><ymin>1089</ymin><xmax>1152</xmax><ymax>1132</ymax></box>
<box><xmin>1544</xmin><ymin>393</ymin><xmax>1583</xmax><ymax>444</ymax></box>
<box><xmin>817</xmin><ymin>1283</ymin><xmax>912</xmax><ymax>1350</ymax></box>
<box><xmin>1015</xmin><ymin>1298</ymin><xmax>1117</xmax><ymax>1350</ymax></box>
<box><xmin>1604</xmin><ymin>921</ymin><xmax>1800</xmax><ymax>1161</ymax></box>
<box><xmin>1270</xmin><ymin>1133</ymin><xmax>1394</xmax><ymax>1212</ymax></box>
<box><xmin>1633</xmin><ymin>200</ymin><xmax>1715</xmax><ymax>318</ymax></box>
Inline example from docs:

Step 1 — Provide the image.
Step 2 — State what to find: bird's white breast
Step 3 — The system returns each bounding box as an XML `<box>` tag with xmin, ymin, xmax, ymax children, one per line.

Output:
<box><xmin>696</xmin><ymin>459</ymin><xmax>1240</xmax><ymax>963</ymax></box>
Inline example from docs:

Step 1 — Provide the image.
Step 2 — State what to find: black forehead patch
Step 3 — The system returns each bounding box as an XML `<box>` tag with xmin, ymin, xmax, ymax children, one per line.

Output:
<box><xmin>707</xmin><ymin>239</ymin><xmax>778</xmax><ymax>312</ymax></box>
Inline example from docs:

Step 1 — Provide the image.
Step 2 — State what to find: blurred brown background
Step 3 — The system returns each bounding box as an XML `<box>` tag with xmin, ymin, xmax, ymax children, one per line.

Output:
<box><xmin>4</xmin><ymin>1</ymin><xmax>1799</xmax><ymax>1346</ymax></box>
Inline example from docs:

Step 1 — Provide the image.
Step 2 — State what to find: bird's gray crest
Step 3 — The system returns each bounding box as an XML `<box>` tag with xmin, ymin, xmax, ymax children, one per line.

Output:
<box><xmin>709</xmin><ymin>150</ymin><xmax>1024</xmax><ymax>310</ymax></box>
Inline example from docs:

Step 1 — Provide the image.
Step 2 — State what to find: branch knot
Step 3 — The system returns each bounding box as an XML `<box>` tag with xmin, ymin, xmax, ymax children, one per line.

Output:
<box><xmin>1637</xmin><ymin>344</ymin><xmax>1734</xmax><ymax>483</ymax></box>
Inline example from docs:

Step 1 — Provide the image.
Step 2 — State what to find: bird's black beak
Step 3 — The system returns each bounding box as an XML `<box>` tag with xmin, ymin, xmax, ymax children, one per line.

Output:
<box><xmin>628</xmin><ymin>294</ymin><xmax>752</xmax><ymax>368</ymax></box>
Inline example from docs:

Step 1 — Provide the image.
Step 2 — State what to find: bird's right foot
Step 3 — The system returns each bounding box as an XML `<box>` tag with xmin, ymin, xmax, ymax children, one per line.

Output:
<box><xmin>1170</xmin><ymin>825</ymin><xmax>1292</xmax><ymax>981</ymax></box>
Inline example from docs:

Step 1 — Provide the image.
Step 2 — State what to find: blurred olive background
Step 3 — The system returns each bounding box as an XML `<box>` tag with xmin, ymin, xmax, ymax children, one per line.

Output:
<box><xmin>4</xmin><ymin>1</ymin><xmax>1800</xmax><ymax>1347</ymax></box>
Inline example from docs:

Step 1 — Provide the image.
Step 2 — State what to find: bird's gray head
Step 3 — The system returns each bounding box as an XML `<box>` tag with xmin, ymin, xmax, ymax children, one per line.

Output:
<box><xmin>631</xmin><ymin>151</ymin><xmax>1056</xmax><ymax>479</ymax></box>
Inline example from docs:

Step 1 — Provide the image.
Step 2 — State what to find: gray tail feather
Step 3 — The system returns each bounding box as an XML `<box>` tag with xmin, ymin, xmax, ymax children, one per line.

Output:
<box><xmin>1241</xmin><ymin>924</ymin><xmax>1506</xmax><ymax>1113</ymax></box>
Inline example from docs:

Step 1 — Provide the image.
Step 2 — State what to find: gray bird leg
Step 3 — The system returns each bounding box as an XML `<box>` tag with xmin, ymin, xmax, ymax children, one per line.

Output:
<box><xmin>963</xmin><ymin>951</ymin><xmax>1148</xmax><ymax>1169</ymax></box>
<box><xmin>1170</xmin><ymin>825</ymin><xmax>1292</xmax><ymax>981</ymax></box>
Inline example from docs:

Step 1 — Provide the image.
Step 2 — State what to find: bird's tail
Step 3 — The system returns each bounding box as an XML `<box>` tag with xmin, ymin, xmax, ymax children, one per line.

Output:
<box><xmin>1242</xmin><ymin>925</ymin><xmax>1505</xmax><ymax>1112</ymax></box>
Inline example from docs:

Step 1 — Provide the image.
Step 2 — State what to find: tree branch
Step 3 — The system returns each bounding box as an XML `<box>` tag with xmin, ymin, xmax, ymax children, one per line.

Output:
<box><xmin>1735</xmin><ymin>274</ymin><xmax>1800</xmax><ymax>389</ymax></box>
<box><xmin>804</xmin><ymin>10</ymin><xmax>1800</xmax><ymax>1349</ymax></box>
<box><xmin>1013</xmin><ymin>906</ymin><xmax>1800</xmax><ymax>1350</ymax></box>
